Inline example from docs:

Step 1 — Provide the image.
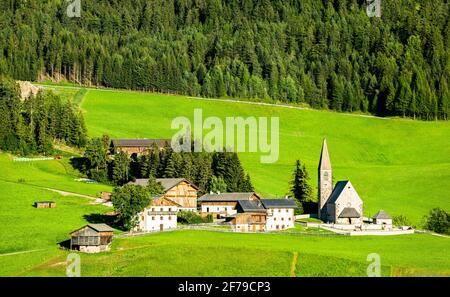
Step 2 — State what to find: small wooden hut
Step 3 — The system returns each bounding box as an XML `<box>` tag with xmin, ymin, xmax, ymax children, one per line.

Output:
<box><xmin>70</xmin><ymin>224</ymin><xmax>114</xmax><ymax>253</ymax></box>
<box><xmin>34</xmin><ymin>201</ymin><xmax>56</xmax><ymax>208</ymax></box>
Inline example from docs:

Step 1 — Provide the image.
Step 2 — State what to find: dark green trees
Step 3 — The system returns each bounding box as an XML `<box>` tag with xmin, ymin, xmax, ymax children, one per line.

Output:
<box><xmin>290</xmin><ymin>160</ymin><xmax>313</xmax><ymax>214</ymax></box>
<box><xmin>0</xmin><ymin>77</ymin><xmax>87</xmax><ymax>155</ymax></box>
<box><xmin>0</xmin><ymin>0</ymin><xmax>449</xmax><ymax>120</ymax></box>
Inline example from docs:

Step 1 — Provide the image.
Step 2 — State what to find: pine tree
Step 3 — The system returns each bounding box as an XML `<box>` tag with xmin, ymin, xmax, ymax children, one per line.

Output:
<box><xmin>290</xmin><ymin>160</ymin><xmax>313</xmax><ymax>214</ymax></box>
<box><xmin>112</xmin><ymin>151</ymin><xmax>130</xmax><ymax>185</ymax></box>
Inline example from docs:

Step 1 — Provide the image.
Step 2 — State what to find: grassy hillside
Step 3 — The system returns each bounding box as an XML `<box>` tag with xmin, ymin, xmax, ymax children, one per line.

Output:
<box><xmin>0</xmin><ymin>148</ymin><xmax>448</xmax><ymax>277</ymax></box>
<box><xmin>0</xmin><ymin>153</ymin><xmax>112</xmax><ymax>276</ymax></box>
<box><xmin>79</xmin><ymin>88</ymin><xmax>450</xmax><ymax>225</ymax></box>
<box><xmin>12</xmin><ymin>230</ymin><xmax>450</xmax><ymax>277</ymax></box>
<box><xmin>0</xmin><ymin>153</ymin><xmax>112</xmax><ymax>197</ymax></box>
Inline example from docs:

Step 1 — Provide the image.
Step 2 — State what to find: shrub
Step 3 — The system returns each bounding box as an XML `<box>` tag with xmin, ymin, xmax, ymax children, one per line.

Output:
<box><xmin>177</xmin><ymin>211</ymin><xmax>211</xmax><ymax>224</ymax></box>
<box><xmin>424</xmin><ymin>208</ymin><xmax>450</xmax><ymax>235</ymax></box>
<box><xmin>392</xmin><ymin>215</ymin><xmax>411</xmax><ymax>227</ymax></box>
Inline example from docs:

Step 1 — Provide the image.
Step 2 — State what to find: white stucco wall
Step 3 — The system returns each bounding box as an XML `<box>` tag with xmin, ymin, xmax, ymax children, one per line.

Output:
<box><xmin>135</xmin><ymin>205</ymin><xmax>178</xmax><ymax>232</ymax></box>
<box><xmin>201</xmin><ymin>204</ymin><xmax>236</xmax><ymax>216</ymax></box>
<box><xmin>265</xmin><ymin>208</ymin><xmax>295</xmax><ymax>231</ymax></box>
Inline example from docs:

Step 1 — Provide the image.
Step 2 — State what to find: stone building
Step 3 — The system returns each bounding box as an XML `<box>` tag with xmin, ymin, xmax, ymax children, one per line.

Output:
<box><xmin>318</xmin><ymin>138</ymin><xmax>364</xmax><ymax>225</ymax></box>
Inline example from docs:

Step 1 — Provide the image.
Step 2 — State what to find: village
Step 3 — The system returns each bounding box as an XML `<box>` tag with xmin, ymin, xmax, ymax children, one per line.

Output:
<box><xmin>49</xmin><ymin>137</ymin><xmax>415</xmax><ymax>253</ymax></box>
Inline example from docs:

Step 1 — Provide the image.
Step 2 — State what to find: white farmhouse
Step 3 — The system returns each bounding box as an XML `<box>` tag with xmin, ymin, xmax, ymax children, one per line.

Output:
<box><xmin>134</xmin><ymin>197</ymin><xmax>179</xmax><ymax>232</ymax></box>
<box><xmin>261</xmin><ymin>199</ymin><xmax>297</xmax><ymax>231</ymax></box>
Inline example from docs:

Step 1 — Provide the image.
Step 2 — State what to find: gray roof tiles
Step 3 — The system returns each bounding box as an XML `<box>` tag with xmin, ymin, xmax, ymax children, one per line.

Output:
<box><xmin>372</xmin><ymin>210</ymin><xmax>392</xmax><ymax>219</ymax></box>
<box><xmin>338</xmin><ymin>207</ymin><xmax>361</xmax><ymax>218</ymax></box>
<box><xmin>198</xmin><ymin>192</ymin><xmax>259</xmax><ymax>202</ymax></box>
<box><xmin>261</xmin><ymin>199</ymin><xmax>298</xmax><ymax>209</ymax></box>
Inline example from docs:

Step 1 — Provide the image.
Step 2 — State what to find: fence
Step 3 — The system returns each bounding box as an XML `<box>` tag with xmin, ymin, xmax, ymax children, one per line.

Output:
<box><xmin>13</xmin><ymin>157</ymin><xmax>55</xmax><ymax>162</ymax></box>
<box><xmin>114</xmin><ymin>224</ymin><xmax>345</xmax><ymax>238</ymax></box>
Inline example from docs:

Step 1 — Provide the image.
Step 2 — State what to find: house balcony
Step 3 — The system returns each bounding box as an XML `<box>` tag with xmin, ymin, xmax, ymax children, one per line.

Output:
<box><xmin>147</xmin><ymin>211</ymin><xmax>178</xmax><ymax>215</ymax></box>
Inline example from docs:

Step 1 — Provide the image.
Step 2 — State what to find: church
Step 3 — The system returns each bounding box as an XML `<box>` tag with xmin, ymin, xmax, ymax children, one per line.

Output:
<box><xmin>318</xmin><ymin>139</ymin><xmax>364</xmax><ymax>225</ymax></box>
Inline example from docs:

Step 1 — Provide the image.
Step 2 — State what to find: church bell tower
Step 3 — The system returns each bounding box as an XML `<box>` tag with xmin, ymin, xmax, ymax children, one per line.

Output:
<box><xmin>318</xmin><ymin>138</ymin><xmax>333</xmax><ymax>220</ymax></box>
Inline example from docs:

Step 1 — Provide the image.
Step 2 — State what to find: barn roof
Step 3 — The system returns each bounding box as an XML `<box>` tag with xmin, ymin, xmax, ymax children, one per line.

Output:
<box><xmin>70</xmin><ymin>224</ymin><xmax>114</xmax><ymax>235</ymax></box>
<box><xmin>111</xmin><ymin>139</ymin><xmax>170</xmax><ymax>148</ymax></box>
<box><xmin>236</xmin><ymin>200</ymin><xmax>266</xmax><ymax>213</ymax></box>
<box><xmin>128</xmin><ymin>178</ymin><xmax>199</xmax><ymax>191</ymax></box>
<box><xmin>372</xmin><ymin>210</ymin><xmax>391</xmax><ymax>219</ymax></box>
<box><xmin>338</xmin><ymin>207</ymin><xmax>361</xmax><ymax>218</ymax></box>
<box><xmin>198</xmin><ymin>192</ymin><xmax>260</xmax><ymax>202</ymax></box>
<box><xmin>156</xmin><ymin>178</ymin><xmax>199</xmax><ymax>191</ymax></box>
<box><xmin>261</xmin><ymin>199</ymin><xmax>298</xmax><ymax>209</ymax></box>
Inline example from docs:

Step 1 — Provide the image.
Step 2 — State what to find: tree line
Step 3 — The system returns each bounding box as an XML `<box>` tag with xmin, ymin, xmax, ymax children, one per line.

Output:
<box><xmin>0</xmin><ymin>0</ymin><xmax>448</xmax><ymax>120</ymax></box>
<box><xmin>81</xmin><ymin>135</ymin><xmax>254</xmax><ymax>194</ymax></box>
<box><xmin>0</xmin><ymin>77</ymin><xmax>87</xmax><ymax>155</ymax></box>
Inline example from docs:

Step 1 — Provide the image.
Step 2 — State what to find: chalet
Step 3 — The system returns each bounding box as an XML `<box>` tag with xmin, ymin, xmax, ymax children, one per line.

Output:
<box><xmin>134</xmin><ymin>197</ymin><xmax>179</xmax><ymax>232</ymax></box>
<box><xmin>261</xmin><ymin>199</ymin><xmax>297</xmax><ymax>231</ymax></box>
<box><xmin>129</xmin><ymin>178</ymin><xmax>199</xmax><ymax>211</ymax></box>
<box><xmin>34</xmin><ymin>201</ymin><xmax>56</xmax><ymax>208</ymax></box>
<box><xmin>231</xmin><ymin>200</ymin><xmax>267</xmax><ymax>232</ymax></box>
<box><xmin>110</xmin><ymin>139</ymin><xmax>170</xmax><ymax>155</ymax></box>
<box><xmin>198</xmin><ymin>192</ymin><xmax>261</xmax><ymax>218</ymax></box>
<box><xmin>70</xmin><ymin>224</ymin><xmax>114</xmax><ymax>253</ymax></box>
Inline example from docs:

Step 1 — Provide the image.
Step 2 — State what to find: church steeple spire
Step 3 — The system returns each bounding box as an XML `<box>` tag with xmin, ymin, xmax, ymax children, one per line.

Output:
<box><xmin>318</xmin><ymin>137</ymin><xmax>333</xmax><ymax>220</ymax></box>
<box><xmin>319</xmin><ymin>138</ymin><xmax>331</xmax><ymax>171</ymax></box>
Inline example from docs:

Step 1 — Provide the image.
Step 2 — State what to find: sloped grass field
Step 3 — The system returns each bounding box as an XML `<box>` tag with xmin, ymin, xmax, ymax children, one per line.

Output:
<box><xmin>0</xmin><ymin>153</ymin><xmax>112</xmax><ymax>197</ymax></box>
<box><xmin>15</xmin><ymin>231</ymin><xmax>450</xmax><ymax>277</ymax></box>
<box><xmin>80</xmin><ymin>89</ymin><xmax>450</xmax><ymax>225</ymax></box>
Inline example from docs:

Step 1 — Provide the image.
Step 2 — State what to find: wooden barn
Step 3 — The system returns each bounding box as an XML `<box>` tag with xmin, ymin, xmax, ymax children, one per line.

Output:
<box><xmin>230</xmin><ymin>200</ymin><xmax>267</xmax><ymax>232</ymax></box>
<box><xmin>129</xmin><ymin>178</ymin><xmax>199</xmax><ymax>211</ymax></box>
<box><xmin>110</xmin><ymin>139</ymin><xmax>170</xmax><ymax>155</ymax></box>
<box><xmin>34</xmin><ymin>201</ymin><xmax>56</xmax><ymax>208</ymax></box>
<box><xmin>70</xmin><ymin>224</ymin><xmax>114</xmax><ymax>253</ymax></box>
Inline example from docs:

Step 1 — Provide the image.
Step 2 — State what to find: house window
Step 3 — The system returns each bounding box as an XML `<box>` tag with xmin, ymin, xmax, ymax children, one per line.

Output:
<box><xmin>152</xmin><ymin>216</ymin><xmax>155</xmax><ymax>220</ymax></box>
<box><xmin>281</xmin><ymin>218</ymin><xmax>284</xmax><ymax>221</ymax></box>
<box><xmin>278</xmin><ymin>209</ymin><xmax>281</xmax><ymax>212</ymax></box>
<box><xmin>168</xmin><ymin>208</ymin><xmax>172</xmax><ymax>212</ymax></box>
<box><xmin>286</xmin><ymin>209</ymin><xmax>289</xmax><ymax>213</ymax></box>
<box><xmin>276</xmin><ymin>225</ymin><xmax>279</xmax><ymax>229</ymax></box>
<box><xmin>160</xmin><ymin>216</ymin><xmax>164</xmax><ymax>220</ymax></box>
<box><xmin>152</xmin><ymin>208</ymin><xmax>155</xmax><ymax>211</ymax></box>
<box><xmin>168</xmin><ymin>216</ymin><xmax>172</xmax><ymax>220</ymax></box>
<box><xmin>160</xmin><ymin>208</ymin><xmax>163</xmax><ymax>212</ymax></box>
<box><xmin>274</xmin><ymin>218</ymin><xmax>277</xmax><ymax>221</ymax></box>
<box><xmin>288</xmin><ymin>217</ymin><xmax>291</xmax><ymax>221</ymax></box>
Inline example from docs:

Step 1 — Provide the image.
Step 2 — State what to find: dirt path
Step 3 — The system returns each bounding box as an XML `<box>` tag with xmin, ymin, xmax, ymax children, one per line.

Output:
<box><xmin>44</xmin><ymin>188</ymin><xmax>97</xmax><ymax>200</ymax></box>
<box><xmin>0</xmin><ymin>248</ymin><xmax>49</xmax><ymax>257</ymax></box>
<box><xmin>290</xmin><ymin>252</ymin><xmax>298</xmax><ymax>277</ymax></box>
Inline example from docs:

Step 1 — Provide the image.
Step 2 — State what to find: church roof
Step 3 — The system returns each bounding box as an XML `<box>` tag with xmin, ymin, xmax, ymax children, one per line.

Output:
<box><xmin>372</xmin><ymin>210</ymin><xmax>391</xmax><ymax>219</ymax></box>
<box><xmin>318</xmin><ymin>138</ymin><xmax>331</xmax><ymax>171</ymax></box>
<box><xmin>327</xmin><ymin>180</ymin><xmax>350</xmax><ymax>204</ymax></box>
<box><xmin>338</xmin><ymin>207</ymin><xmax>361</xmax><ymax>218</ymax></box>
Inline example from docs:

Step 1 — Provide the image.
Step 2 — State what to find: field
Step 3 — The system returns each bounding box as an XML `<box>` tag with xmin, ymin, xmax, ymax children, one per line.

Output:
<box><xmin>74</xmin><ymin>87</ymin><xmax>450</xmax><ymax>226</ymax></box>
<box><xmin>1</xmin><ymin>85</ymin><xmax>449</xmax><ymax>277</ymax></box>
<box><xmin>4</xmin><ymin>230</ymin><xmax>450</xmax><ymax>277</ymax></box>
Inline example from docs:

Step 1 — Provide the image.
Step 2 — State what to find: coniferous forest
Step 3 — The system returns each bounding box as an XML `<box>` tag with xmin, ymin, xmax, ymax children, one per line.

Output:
<box><xmin>0</xmin><ymin>0</ymin><xmax>449</xmax><ymax>120</ymax></box>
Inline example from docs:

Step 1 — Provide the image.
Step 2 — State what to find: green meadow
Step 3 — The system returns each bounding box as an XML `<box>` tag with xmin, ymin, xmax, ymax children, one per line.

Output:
<box><xmin>8</xmin><ymin>231</ymin><xmax>450</xmax><ymax>277</ymax></box>
<box><xmin>1</xmin><ymin>85</ymin><xmax>449</xmax><ymax>277</ymax></box>
<box><xmin>78</xmin><ymin>88</ymin><xmax>450</xmax><ymax>226</ymax></box>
